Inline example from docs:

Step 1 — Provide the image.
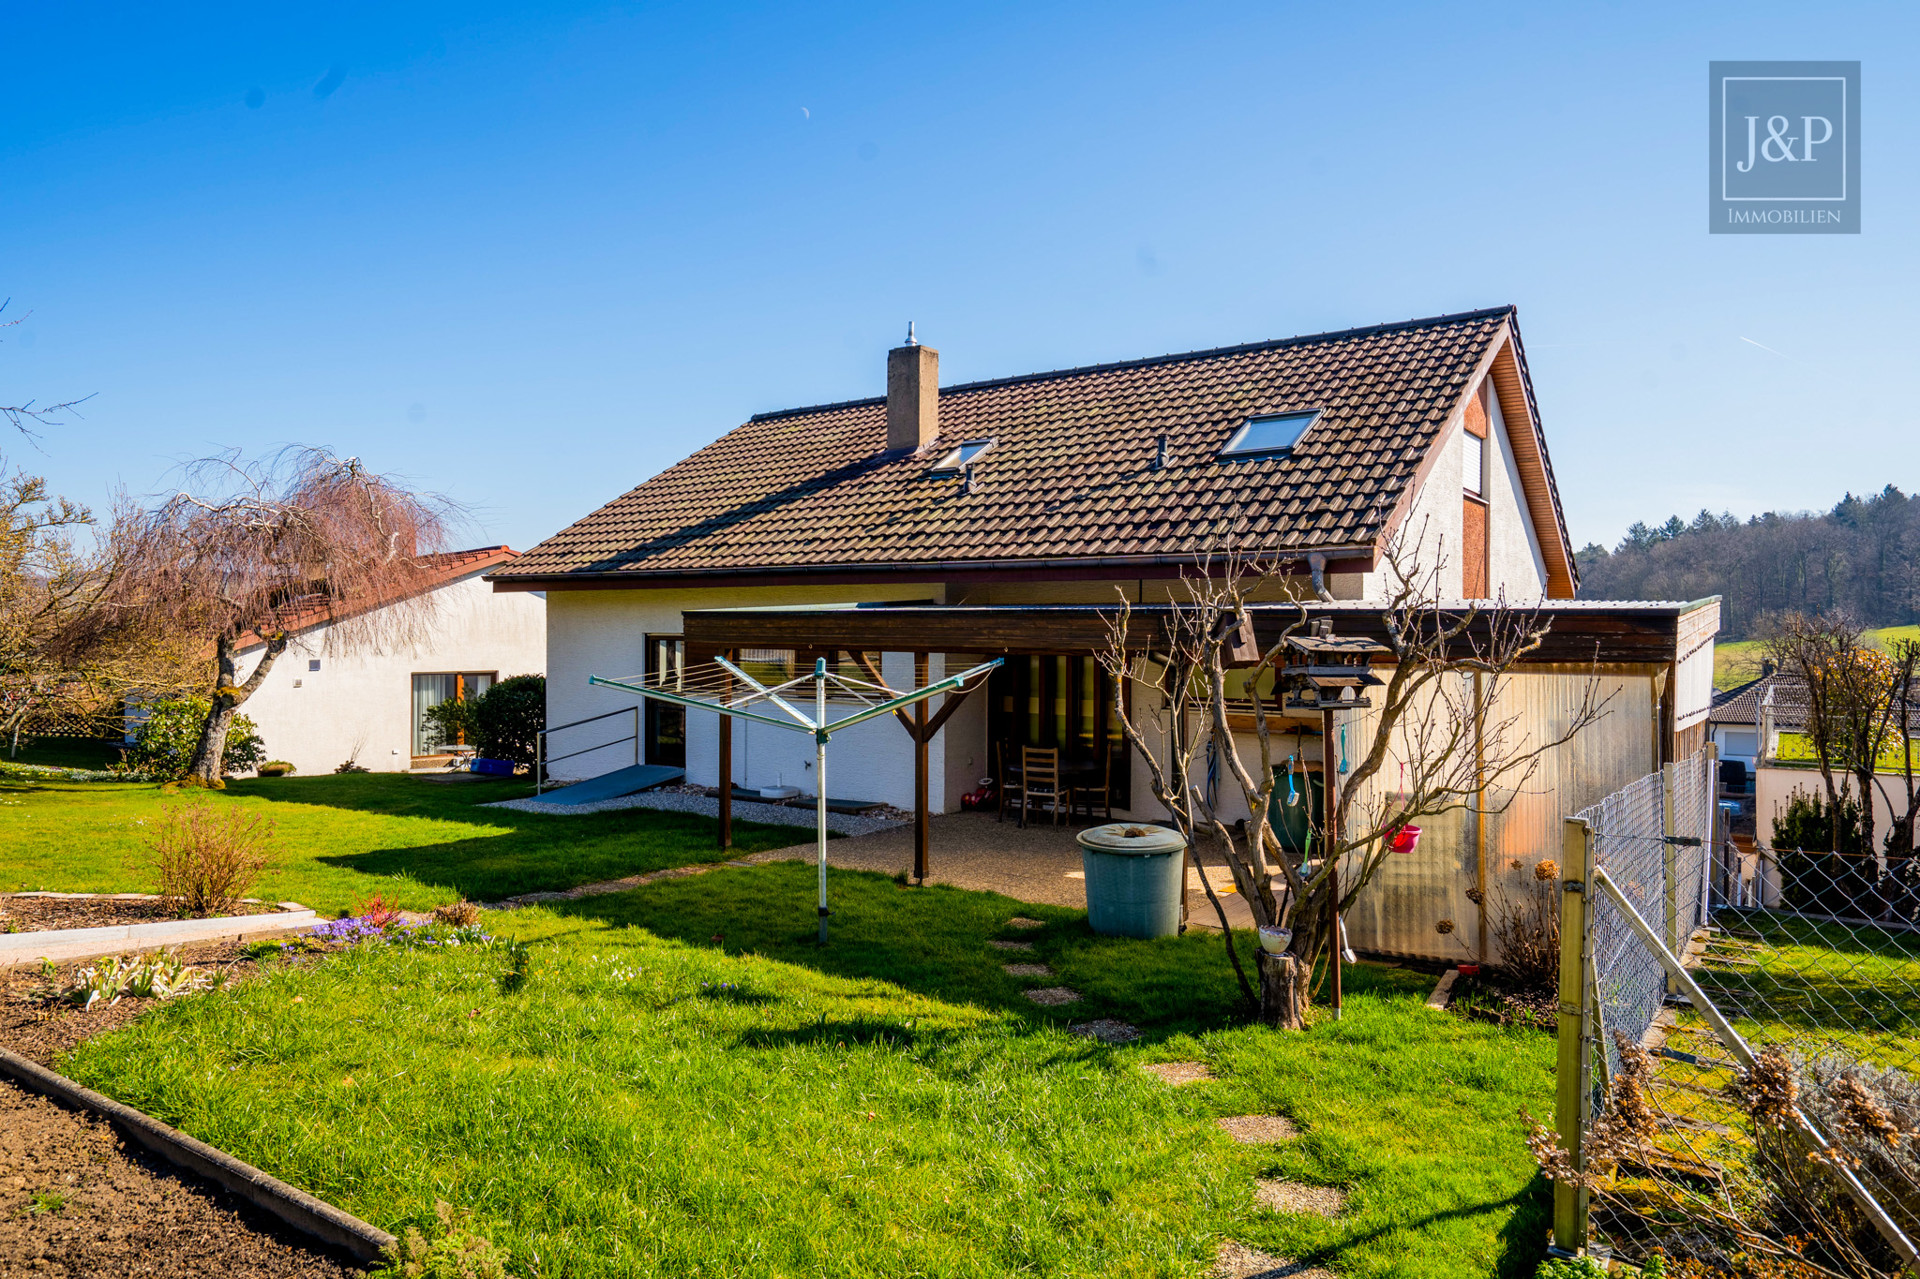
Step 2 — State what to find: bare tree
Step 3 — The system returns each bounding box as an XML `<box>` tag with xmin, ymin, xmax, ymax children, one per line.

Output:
<box><xmin>1101</xmin><ymin>537</ymin><xmax>1609</xmax><ymax>1028</ymax></box>
<box><xmin>0</xmin><ymin>464</ymin><xmax>197</xmax><ymax>753</ymax></box>
<box><xmin>1762</xmin><ymin>612</ymin><xmax>1906</xmax><ymax>855</ymax></box>
<box><xmin>1885</xmin><ymin>639</ymin><xmax>1919</xmax><ymax>860</ymax></box>
<box><xmin>80</xmin><ymin>448</ymin><xmax>457</xmax><ymax>786</ymax></box>
<box><xmin>1</xmin><ymin>301</ymin><xmax>92</xmax><ymax>438</ymax></box>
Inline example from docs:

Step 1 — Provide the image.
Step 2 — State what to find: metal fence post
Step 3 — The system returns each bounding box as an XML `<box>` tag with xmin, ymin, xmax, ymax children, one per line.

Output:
<box><xmin>1662</xmin><ymin>761</ymin><xmax>1679</xmax><ymax>995</ymax></box>
<box><xmin>1553</xmin><ymin>816</ymin><xmax>1594</xmax><ymax>1254</ymax></box>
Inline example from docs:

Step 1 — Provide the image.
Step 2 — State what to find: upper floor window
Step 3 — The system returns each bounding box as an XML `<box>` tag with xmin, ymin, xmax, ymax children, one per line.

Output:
<box><xmin>1463</xmin><ymin>430</ymin><xmax>1485</xmax><ymax>498</ymax></box>
<box><xmin>1220</xmin><ymin>410</ymin><xmax>1319</xmax><ymax>460</ymax></box>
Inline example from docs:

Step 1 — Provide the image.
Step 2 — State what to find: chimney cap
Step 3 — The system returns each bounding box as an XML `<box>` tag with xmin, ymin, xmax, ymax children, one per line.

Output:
<box><xmin>905</xmin><ymin>321</ymin><xmax>918</xmax><ymax>347</ymax></box>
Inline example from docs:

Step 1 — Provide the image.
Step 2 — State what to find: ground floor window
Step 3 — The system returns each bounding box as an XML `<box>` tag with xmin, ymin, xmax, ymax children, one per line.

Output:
<box><xmin>986</xmin><ymin>656</ymin><xmax>1130</xmax><ymax>809</ymax></box>
<box><xmin>645</xmin><ymin>636</ymin><xmax>686</xmax><ymax>767</ymax></box>
<box><xmin>412</xmin><ymin>672</ymin><xmax>496</xmax><ymax>755</ymax></box>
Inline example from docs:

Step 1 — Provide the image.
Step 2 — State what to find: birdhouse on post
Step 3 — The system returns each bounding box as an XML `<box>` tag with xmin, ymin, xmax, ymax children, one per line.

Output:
<box><xmin>1277</xmin><ymin>618</ymin><xmax>1387</xmax><ymax>711</ymax></box>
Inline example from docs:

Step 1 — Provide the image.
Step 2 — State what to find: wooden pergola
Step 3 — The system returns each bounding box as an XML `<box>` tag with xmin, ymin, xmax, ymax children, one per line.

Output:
<box><xmin>679</xmin><ymin>599</ymin><xmax>1718</xmax><ymax>873</ymax></box>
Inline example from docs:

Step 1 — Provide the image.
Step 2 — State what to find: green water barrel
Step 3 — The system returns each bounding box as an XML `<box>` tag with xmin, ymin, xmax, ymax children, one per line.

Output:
<box><xmin>1075</xmin><ymin>823</ymin><xmax>1188</xmax><ymax>939</ymax></box>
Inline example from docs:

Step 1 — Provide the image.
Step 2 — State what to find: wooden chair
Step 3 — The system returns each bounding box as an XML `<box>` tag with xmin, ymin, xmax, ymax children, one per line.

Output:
<box><xmin>1019</xmin><ymin>746</ymin><xmax>1067</xmax><ymax>828</ymax></box>
<box><xmin>1072</xmin><ymin>747</ymin><xmax>1114</xmax><ymax>823</ymax></box>
<box><xmin>995</xmin><ymin>740</ymin><xmax>1021</xmax><ymax>823</ymax></box>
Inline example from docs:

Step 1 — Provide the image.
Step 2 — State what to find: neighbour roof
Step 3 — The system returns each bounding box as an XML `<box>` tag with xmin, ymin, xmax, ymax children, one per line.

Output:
<box><xmin>238</xmin><ymin>546</ymin><xmax>519</xmax><ymax>650</ymax></box>
<box><xmin>493</xmin><ymin>307</ymin><xmax>1575</xmax><ymax>591</ymax></box>
<box><xmin>1709</xmin><ymin>673</ymin><xmax>1776</xmax><ymax>726</ymax></box>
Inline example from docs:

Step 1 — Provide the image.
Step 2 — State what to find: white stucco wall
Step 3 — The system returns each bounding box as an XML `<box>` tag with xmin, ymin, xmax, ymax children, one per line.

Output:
<box><xmin>1358</xmin><ymin>377</ymin><xmax>1551</xmax><ymax>602</ymax></box>
<box><xmin>541</xmin><ymin>583</ymin><xmax>968</xmax><ymax>811</ymax></box>
<box><xmin>232</xmin><ymin>572</ymin><xmax>547</xmax><ymax>776</ymax></box>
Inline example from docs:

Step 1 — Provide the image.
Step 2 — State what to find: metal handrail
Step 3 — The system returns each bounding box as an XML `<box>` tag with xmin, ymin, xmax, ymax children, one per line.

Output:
<box><xmin>535</xmin><ymin>706</ymin><xmax>640</xmax><ymax>797</ymax></box>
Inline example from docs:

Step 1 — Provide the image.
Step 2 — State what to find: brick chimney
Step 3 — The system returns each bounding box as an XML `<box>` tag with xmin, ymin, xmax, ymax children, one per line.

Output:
<box><xmin>886</xmin><ymin>325</ymin><xmax>938</xmax><ymax>452</ymax></box>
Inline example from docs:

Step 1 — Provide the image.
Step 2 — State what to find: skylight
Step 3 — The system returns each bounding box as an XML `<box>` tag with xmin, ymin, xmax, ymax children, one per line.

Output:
<box><xmin>1219</xmin><ymin>410</ymin><xmax>1319</xmax><ymax>460</ymax></box>
<box><xmin>931</xmin><ymin>438</ymin><xmax>994</xmax><ymax>474</ymax></box>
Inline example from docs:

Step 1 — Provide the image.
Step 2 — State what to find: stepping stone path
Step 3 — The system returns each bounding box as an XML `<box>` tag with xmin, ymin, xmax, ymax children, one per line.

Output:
<box><xmin>1024</xmin><ymin>987</ymin><xmax>1081</xmax><ymax>1006</ymax></box>
<box><xmin>1069</xmin><ymin>1019</ymin><xmax>1140</xmax><ymax>1044</ymax></box>
<box><xmin>987</xmin><ymin>939</ymin><xmax>1035</xmax><ymax>951</ymax></box>
<box><xmin>1216</xmin><ymin>1114</ymin><xmax>1299</xmax><ymax>1144</ymax></box>
<box><xmin>1211</xmin><ymin>1241</ymin><xmax>1338</xmax><ymax>1279</ymax></box>
<box><xmin>1255</xmin><ymin>1180</ymin><xmax>1347</xmax><ymax>1219</ymax></box>
<box><xmin>1005</xmin><ymin>917</ymin><xmax>1046</xmax><ymax>929</ymax></box>
<box><xmin>1142</xmin><ymin>1061</ymin><xmax>1215</xmax><ymax>1085</ymax></box>
<box><xmin>1003</xmin><ymin>963</ymin><xmax>1053</xmax><ymax>978</ymax></box>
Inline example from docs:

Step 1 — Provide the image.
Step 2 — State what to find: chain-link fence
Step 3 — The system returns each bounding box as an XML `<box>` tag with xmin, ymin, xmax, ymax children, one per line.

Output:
<box><xmin>1549</xmin><ymin>749</ymin><xmax>1920</xmax><ymax>1277</ymax></box>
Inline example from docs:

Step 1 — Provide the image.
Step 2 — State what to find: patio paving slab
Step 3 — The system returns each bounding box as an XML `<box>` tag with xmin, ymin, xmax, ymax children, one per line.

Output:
<box><xmin>1142</xmin><ymin>1061</ymin><xmax>1215</xmax><ymax>1085</ymax></box>
<box><xmin>1212</xmin><ymin>1241</ymin><xmax>1338</xmax><ymax>1278</ymax></box>
<box><xmin>1255</xmin><ymin>1180</ymin><xmax>1347</xmax><ymax>1218</ymax></box>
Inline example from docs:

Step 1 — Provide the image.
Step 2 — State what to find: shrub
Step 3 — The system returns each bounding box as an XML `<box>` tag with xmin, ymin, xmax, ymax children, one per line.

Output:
<box><xmin>257</xmin><ymin>760</ymin><xmax>295</xmax><ymax>777</ymax></box>
<box><xmin>473</xmin><ymin>674</ymin><xmax>544</xmax><ymax>765</ymax></box>
<box><xmin>420</xmin><ymin>697</ymin><xmax>481</xmax><ymax>753</ymax></box>
<box><xmin>126</xmin><ymin>698</ymin><xmax>265</xmax><ymax>780</ymax></box>
<box><xmin>335</xmin><ymin>758</ymin><xmax>370</xmax><ymax>774</ymax></box>
<box><xmin>143</xmin><ymin>803</ymin><xmax>275</xmax><ymax>917</ymax></box>
<box><xmin>1773</xmin><ymin>790</ymin><xmax>1877</xmax><ymax>913</ymax></box>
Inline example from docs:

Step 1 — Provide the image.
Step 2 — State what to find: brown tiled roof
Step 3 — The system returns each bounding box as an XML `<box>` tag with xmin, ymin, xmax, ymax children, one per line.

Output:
<box><xmin>1709</xmin><ymin>674</ymin><xmax>1775</xmax><ymax>726</ymax></box>
<box><xmin>495</xmin><ymin>308</ymin><xmax>1569</xmax><ymax>586</ymax></box>
<box><xmin>239</xmin><ymin>546</ymin><xmax>519</xmax><ymax>650</ymax></box>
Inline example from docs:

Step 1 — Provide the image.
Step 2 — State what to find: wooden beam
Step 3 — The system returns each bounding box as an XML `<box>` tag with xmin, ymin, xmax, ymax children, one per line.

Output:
<box><xmin>921</xmin><ymin>679</ymin><xmax>983</xmax><ymax>741</ymax></box>
<box><xmin>684</xmin><ymin>603</ymin><xmax>1698</xmax><ymax>666</ymax></box>
<box><xmin>847</xmin><ymin>650</ymin><xmax>921</xmax><ymax>739</ymax></box>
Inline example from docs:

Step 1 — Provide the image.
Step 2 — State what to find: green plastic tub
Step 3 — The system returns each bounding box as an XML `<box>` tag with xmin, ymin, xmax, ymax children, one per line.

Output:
<box><xmin>1075</xmin><ymin>823</ymin><xmax>1188</xmax><ymax>939</ymax></box>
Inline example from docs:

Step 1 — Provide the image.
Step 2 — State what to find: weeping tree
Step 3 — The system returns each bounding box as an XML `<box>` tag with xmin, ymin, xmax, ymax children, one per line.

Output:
<box><xmin>81</xmin><ymin>448</ymin><xmax>456</xmax><ymax>786</ymax></box>
<box><xmin>1100</xmin><ymin>539</ymin><xmax>1609</xmax><ymax>1028</ymax></box>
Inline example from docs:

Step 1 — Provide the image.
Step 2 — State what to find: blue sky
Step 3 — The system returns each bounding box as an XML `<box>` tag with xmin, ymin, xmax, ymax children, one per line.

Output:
<box><xmin>3</xmin><ymin>1</ymin><xmax>1914</xmax><ymax>555</ymax></box>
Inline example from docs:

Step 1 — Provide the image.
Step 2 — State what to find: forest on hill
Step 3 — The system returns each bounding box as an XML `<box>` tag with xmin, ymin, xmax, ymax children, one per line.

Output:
<box><xmin>1575</xmin><ymin>484</ymin><xmax>1920</xmax><ymax>640</ymax></box>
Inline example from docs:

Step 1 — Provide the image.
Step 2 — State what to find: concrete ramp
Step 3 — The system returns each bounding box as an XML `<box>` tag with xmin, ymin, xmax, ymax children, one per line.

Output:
<box><xmin>540</xmin><ymin>764</ymin><xmax>684</xmax><ymax>806</ymax></box>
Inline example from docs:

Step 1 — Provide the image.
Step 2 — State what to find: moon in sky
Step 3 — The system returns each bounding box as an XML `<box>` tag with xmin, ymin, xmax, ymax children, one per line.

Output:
<box><xmin>800</xmin><ymin>106</ymin><xmax>810</xmax><ymax>119</ymax></box>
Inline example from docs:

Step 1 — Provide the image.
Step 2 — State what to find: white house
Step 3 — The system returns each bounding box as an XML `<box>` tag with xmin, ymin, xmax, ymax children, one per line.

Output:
<box><xmin>487</xmin><ymin>308</ymin><xmax>1720</xmax><ymax>962</ymax></box>
<box><xmin>232</xmin><ymin>546</ymin><xmax>546</xmax><ymax>775</ymax></box>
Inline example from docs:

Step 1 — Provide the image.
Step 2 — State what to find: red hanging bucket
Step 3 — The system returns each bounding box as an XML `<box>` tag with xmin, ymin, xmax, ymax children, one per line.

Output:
<box><xmin>1386</xmin><ymin>824</ymin><xmax>1423</xmax><ymax>854</ymax></box>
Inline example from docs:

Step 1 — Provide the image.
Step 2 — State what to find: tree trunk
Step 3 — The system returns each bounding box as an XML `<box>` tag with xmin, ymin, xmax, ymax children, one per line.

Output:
<box><xmin>184</xmin><ymin>632</ymin><xmax>282</xmax><ymax>788</ymax></box>
<box><xmin>184</xmin><ymin>699</ymin><xmax>240</xmax><ymax>788</ymax></box>
<box><xmin>1257</xmin><ymin>950</ymin><xmax>1309</xmax><ymax>1029</ymax></box>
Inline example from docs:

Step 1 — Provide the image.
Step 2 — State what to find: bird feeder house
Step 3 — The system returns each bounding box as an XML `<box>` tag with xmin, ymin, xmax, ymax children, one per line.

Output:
<box><xmin>1277</xmin><ymin>618</ymin><xmax>1387</xmax><ymax>711</ymax></box>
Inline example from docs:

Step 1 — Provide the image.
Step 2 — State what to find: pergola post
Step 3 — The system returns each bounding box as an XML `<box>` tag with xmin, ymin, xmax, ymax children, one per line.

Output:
<box><xmin>718</xmin><ymin>654</ymin><xmax>733</xmax><ymax>850</ymax></box>
<box><xmin>914</xmin><ymin>652</ymin><xmax>930</xmax><ymax>883</ymax></box>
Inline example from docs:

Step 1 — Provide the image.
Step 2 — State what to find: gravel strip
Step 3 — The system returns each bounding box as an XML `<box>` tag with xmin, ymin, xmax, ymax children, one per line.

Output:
<box><xmin>485</xmin><ymin>789</ymin><xmax>906</xmax><ymax>836</ymax></box>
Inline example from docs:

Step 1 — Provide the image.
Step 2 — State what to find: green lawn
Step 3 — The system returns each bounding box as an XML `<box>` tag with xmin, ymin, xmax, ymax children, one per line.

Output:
<box><xmin>64</xmin><ymin>862</ymin><xmax>1557</xmax><ymax>1279</ymax></box>
<box><xmin>1715</xmin><ymin>624</ymin><xmax>1920</xmax><ymax>690</ymax></box>
<box><xmin>0</xmin><ymin>772</ymin><xmax>801</xmax><ymax>915</ymax></box>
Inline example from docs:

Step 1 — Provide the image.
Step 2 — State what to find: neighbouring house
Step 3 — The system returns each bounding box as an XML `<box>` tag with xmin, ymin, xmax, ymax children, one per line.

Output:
<box><xmin>491</xmin><ymin>308</ymin><xmax>1717</xmax><ymax>960</ymax></box>
<box><xmin>224</xmin><ymin>546</ymin><xmax>546</xmax><ymax>776</ymax></box>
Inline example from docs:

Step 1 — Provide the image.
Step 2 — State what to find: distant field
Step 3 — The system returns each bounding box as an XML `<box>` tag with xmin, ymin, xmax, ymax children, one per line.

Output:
<box><xmin>1714</xmin><ymin>624</ymin><xmax>1920</xmax><ymax>690</ymax></box>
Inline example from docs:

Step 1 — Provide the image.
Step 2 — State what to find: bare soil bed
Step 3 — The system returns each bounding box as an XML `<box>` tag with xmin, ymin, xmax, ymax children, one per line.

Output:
<box><xmin>0</xmin><ymin>894</ymin><xmax>279</xmax><ymax>935</ymax></box>
<box><xmin>1</xmin><ymin>941</ymin><xmax>363</xmax><ymax>1277</ymax></box>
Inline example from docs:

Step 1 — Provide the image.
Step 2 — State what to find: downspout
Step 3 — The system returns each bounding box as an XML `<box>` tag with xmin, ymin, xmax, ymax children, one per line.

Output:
<box><xmin>1307</xmin><ymin>552</ymin><xmax>1333</xmax><ymax>603</ymax></box>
